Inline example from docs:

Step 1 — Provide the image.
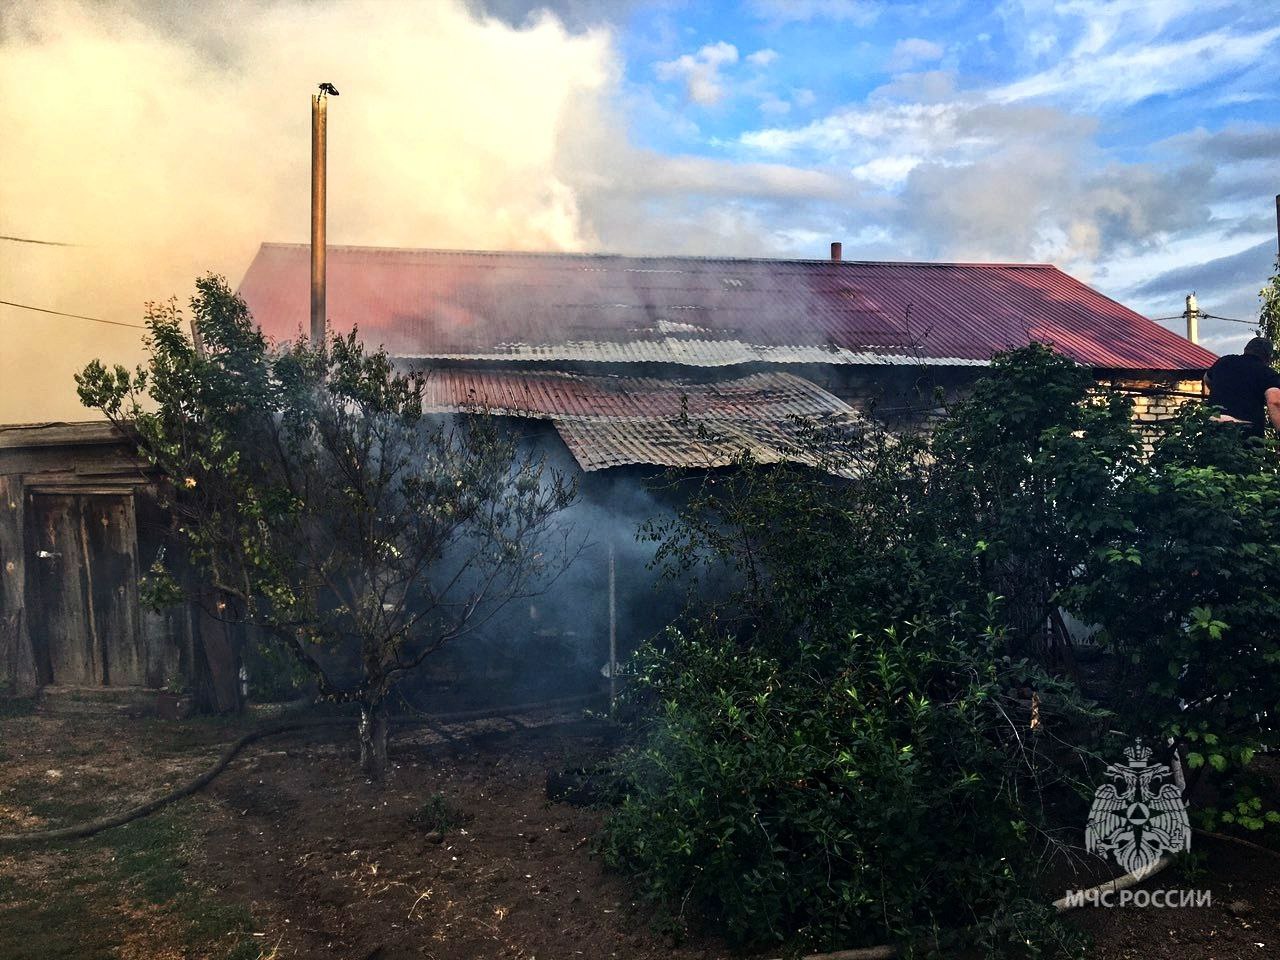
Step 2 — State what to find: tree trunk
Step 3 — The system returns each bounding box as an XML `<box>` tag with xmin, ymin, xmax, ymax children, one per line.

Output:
<box><xmin>359</xmin><ymin>699</ymin><xmax>390</xmax><ymax>781</ymax></box>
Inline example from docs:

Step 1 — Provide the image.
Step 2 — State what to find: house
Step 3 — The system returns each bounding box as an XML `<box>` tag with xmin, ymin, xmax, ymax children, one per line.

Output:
<box><xmin>0</xmin><ymin>242</ymin><xmax>1214</xmax><ymax>707</ymax></box>
<box><xmin>238</xmin><ymin>242</ymin><xmax>1215</xmax><ymax>466</ymax></box>
<box><xmin>236</xmin><ymin>242</ymin><xmax>1215</xmax><ymax>688</ymax></box>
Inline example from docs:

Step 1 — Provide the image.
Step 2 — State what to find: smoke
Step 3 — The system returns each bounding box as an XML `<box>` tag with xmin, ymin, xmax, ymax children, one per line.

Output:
<box><xmin>0</xmin><ymin>0</ymin><xmax>616</xmax><ymax>422</ymax></box>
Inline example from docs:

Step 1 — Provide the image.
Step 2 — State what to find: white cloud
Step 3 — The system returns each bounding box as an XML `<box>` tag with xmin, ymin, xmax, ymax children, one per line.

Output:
<box><xmin>759</xmin><ymin>94</ymin><xmax>791</xmax><ymax>115</ymax></box>
<box><xmin>851</xmin><ymin>155</ymin><xmax>923</xmax><ymax>189</ymax></box>
<box><xmin>995</xmin><ymin>26</ymin><xmax>1280</xmax><ymax>108</ymax></box>
<box><xmin>746</xmin><ymin>47</ymin><xmax>779</xmax><ymax>67</ymax></box>
<box><xmin>741</xmin><ymin>100</ymin><xmax>982</xmax><ymax>162</ymax></box>
<box><xmin>887</xmin><ymin>37</ymin><xmax>944</xmax><ymax>71</ymax></box>
<box><xmin>655</xmin><ymin>40</ymin><xmax>739</xmax><ymax>105</ymax></box>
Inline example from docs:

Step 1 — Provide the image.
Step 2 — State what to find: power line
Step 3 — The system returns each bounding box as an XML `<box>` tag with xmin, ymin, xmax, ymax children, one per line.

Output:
<box><xmin>1150</xmin><ymin>312</ymin><xmax>1255</xmax><ymax>326</ymax></box>
<box><xmin>0</xmin><ymin>235</ymin><xmax>80</xmax><ymax>247</ymax></box>
<box><xmin>0</xmin><ymin>298</ymin><xmax>144</xmax><ymax>330</ymax></box>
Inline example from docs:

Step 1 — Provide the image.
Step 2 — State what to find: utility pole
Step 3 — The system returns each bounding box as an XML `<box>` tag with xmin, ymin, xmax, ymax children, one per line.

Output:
<box><xmin>608</xmin><ymin>542</ymin><xmax>617</xmax><ymax>713</ymax></box>
<box><xmin>1183</xmin><ymin>292</ymin><xmax>1200</xmax><ymax>345</ymax></box>
<box><xmin>1274</xmin><ymin>193</ymin><xmax>1279</xmax><ymax>259</ymax></box>
<box><xmin>311</xmin><ymin>83</ymin><xmax>338</xmax><ymax>345</ymax></box>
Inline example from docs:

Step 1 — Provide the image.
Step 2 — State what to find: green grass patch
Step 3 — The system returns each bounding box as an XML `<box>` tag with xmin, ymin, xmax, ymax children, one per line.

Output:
<box><xmin>100</xmin><ymin>807</ymin><xmax>192</xmax><ymax>904</ymax></box>
<box><xmin>0</xmin><ymin>787</ymin><xmax>258</xmax><ymax>959</ymax></box>
<box><xmin>0</xmin><ymin>698</ymin><xmax>37</xmax><ymax>718</ymax></box>
<box><xmin>5</xmin><ymin>773</ymin><xmax>112</xmax><ymax>827</ymax></box>
<box><xmin>0</xmin><ymin>875</ymin><xmax>112</xmax><ymax>960</ymax></box>
<box><xmin>409</xmin><ymin>792</ymin><xmax>471</xmax><ymax>834</ymax></box>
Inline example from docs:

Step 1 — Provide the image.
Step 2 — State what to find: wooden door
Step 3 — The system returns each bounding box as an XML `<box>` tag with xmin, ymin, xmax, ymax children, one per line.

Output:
<box><xmin>25</xmin><ymin>492</ymin><xmax>143</xmax><ymax>686</ymax></box>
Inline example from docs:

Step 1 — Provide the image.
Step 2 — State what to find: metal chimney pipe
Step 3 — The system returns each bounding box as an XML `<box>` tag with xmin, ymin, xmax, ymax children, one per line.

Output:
<box><xmin>830</xmin><ymin>241</ymin><xmax>842</xmax><ymax>262</ymax></box>
<box><xmin>310</xmin><ymin>93</ymin><xmax>328</xmax><ymax>346</ymax></box>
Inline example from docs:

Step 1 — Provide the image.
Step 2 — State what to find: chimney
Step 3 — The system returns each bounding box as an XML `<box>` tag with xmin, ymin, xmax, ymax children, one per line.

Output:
<box><xmin>311</xmin><ymin>90</ymin><xmax>329</xmax><ymax>346</ymax></box>
<box><xmin>830</xmin><ymin>241</ymin><xmax>843</xmax><ymax>262</ymax></box>
<box><xmin>1184</xmin><ymin>292</ymin><xmax>1200</xmax><ymax>345</ymax></box>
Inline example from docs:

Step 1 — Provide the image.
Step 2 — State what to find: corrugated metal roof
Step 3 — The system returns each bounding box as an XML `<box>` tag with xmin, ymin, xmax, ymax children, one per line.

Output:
<box><xmin>419</xmin><ymin>368</ymin><xmax>867</xmax><ymax>472</ymax></box>
<box><xmin>239</xmin><ymin>243</ymin><xmax>1216</xmax><ymax>372</ymax></box>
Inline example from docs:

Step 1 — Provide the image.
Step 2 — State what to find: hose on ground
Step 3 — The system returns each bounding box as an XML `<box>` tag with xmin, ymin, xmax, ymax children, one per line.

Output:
<box><xmin>4</xmin><ymin>698</ymin><xmax>1247</xmax><ymax>959</ymax></box>
<box><xmin>0</xmin><ymin>693</ymin><xmax>603</xmax><ymax>847</ymax></box>
<box><xmin>0</xmin><ymin>717</ymin><xmax>342</xmax><ymax>847</ymax></box>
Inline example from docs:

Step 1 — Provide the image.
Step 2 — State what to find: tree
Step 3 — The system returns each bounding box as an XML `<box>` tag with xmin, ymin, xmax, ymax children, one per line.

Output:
<box><xmin>77</xmin><ymin>276</ymin><xmax>576</xmax><ymax>779</ymax></box>
<box><xmin>927</xmin><ymin>344</ymin><xmax>1141</xmax><ymax>660</ymax></box>
<box><xmin>1258</xmin><ymin>257</ymin><xmax>1280</xmax><ymax>371</ymax></box>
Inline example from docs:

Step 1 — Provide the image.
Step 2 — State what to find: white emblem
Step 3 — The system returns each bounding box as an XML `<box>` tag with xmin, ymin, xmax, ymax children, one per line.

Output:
<box><xmin>1086</xmin><ymin>741</ymin><xmax>1190</xmax><ymax>878</ymax></box>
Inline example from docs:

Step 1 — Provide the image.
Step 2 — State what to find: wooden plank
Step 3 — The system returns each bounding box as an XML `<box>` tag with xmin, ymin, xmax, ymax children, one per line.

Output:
<box><xmin>0</xmin><ymin>421</ymin><xmax>126</xmax><ymax>450</ymax></box>
<box><xmin>26</xmin><ymin>493</ymin><xmax>101</xmax><ymax>684</ymax></box>
<box><xmin>0</xmin><ymin>476</ymin><xmax>37</xmax><ymax>695</ymax></box>
<box><xmin>83</xmin><ymin>494</ymin><xmax>144</xmax><ymax>685</ymax></box>
<box><xmin>1</xmin><ymin>446</ymin><xmax>150</xmax><ymax>480</ymax></box>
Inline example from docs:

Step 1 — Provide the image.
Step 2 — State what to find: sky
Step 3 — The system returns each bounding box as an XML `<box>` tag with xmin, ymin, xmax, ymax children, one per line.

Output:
<box><xmin>1</xmin><ymin>0</ymin><xmax>1277</xmax><ymax>422</ymax></box>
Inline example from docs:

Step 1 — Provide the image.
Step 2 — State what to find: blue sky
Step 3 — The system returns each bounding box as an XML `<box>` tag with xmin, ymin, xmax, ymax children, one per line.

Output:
<box><xmin>487</xmin><ymin>0</ymin><xmax>1280</xmax><ymax>352</ymax></box>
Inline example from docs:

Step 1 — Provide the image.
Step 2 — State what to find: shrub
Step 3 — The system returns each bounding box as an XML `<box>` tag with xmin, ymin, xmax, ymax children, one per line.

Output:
<box><xmin>604</xmin><ymin>345</ymin><xmax>1280</xmax><ymax>952</ymax></box>
<box><xmin>1062</xmin><ymin>405</ymin><xmax>1280</xmax><ymax>828</ymax></box>
<box><xmin>409</xmin><ymin>793</ymin><xmax>470</xmax><ymax>834</ymax></box>
<box><xmin>601</xmin><ymin>618</ymin><xmax>1078</xmax><ymax>955</ymax></box>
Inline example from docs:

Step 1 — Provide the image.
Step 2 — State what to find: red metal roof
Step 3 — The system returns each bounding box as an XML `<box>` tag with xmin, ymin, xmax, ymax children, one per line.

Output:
<box><xmin>238</xmin><ymin>243</ymin><xmax>1216</xmax><ymax>372</ymax></box>
<box><xmin>419</xmin><ymin>369</ymin><xmax>867</xmax><ymax>472</ymax></box>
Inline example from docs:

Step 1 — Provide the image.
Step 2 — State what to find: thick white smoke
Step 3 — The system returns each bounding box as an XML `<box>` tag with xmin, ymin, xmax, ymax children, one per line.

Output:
<box><xmin>0</xmin><ymin>0</ymin><xmax>615</xmax><ymax>422</ymax></box>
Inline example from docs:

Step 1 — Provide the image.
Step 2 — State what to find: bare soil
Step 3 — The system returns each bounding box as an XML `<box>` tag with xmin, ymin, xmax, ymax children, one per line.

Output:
<box><xmin>2</xmin><ymin>704</ymin><xmax>1280</xmax><ymax>959</ymax></box>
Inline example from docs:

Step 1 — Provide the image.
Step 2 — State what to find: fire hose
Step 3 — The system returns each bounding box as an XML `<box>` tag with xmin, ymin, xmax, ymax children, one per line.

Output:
<box><xmin>0</xmin><ymin>693</ymin><xmax>601</xmax><ymax>847</ymax></box>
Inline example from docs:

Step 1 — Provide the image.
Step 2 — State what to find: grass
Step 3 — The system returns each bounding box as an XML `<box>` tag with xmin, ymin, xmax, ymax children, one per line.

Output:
<box><xmin>96</xmin><ymin>805</ymin><xmax>258</xmax><ymax>954</ymax></box>
<box><xmin>410</xmin><ymin>792</ymin><xmax>471</xmax><ymax>834</ymax></box>
<box><xmin>0</xmin><ymin>780</ymin><xmax>259</xmax><ymax>959</ymax></box>
<box><xmin>0</xmin><ymin>882</ymin><xmax>107</xmax><ymax>960</ymax></box>
<box><xmin>0</xmin><ymin>697</ymin><xmax>37</xmax><ymax>718</ymax></box>
<box><xmin>6</xmin><ymin>773</ymin><xmax>110</xmax><ymax>826</ymax></box>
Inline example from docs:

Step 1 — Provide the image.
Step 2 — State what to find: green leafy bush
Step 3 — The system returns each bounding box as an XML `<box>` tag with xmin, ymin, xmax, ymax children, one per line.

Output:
<box><xmin>1062</xmin><ymin>405</ymin><xmax>1280</xmax><ymax>827</ymax></box>
<box><xmin>607</xmin><ymin>344</ymin><xmax>1280</xmax><ymax>953</ymax></box>
<box><xmin>602</xmin><ymin>619</ymin><xmax>1077</xmax><ymax>955</ymax></box>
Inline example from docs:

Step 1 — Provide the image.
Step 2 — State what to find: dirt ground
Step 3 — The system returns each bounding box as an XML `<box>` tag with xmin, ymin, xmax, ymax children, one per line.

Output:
<box><xmin>2</xmin><ymin>702</ymin><xmax>1280</xmax><ymax>960</ymax></box>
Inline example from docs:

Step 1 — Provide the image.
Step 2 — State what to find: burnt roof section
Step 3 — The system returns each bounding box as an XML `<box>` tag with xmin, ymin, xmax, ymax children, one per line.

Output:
<box><xmin>238</xmin><ymin>243</ymin><xmax>1216</xmax><ymax>372</ymax></box>
<box><xmin>419</xmin><ymin>368</ymin><xmax>868</xmax><ymax>472</ymax></box>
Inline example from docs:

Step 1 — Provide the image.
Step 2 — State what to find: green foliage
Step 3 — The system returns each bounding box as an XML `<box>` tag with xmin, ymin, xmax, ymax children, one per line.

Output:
<box><xmin>610</xmin><ymin>343</ymin><xmax>1280</xmax><ymax>954</ymax></box>
<box><xmin>1258</xmin><ymin>257</ymin><xmax>1280</xmax><ymax>368</ymax></box>
<box><xmin>409</xmin><ymin>793</ymin><xmax>471</xmax><ymax>834</ymax></box>
<box><xmin>1061</xmin><ymin>405</ymin><xmax>1280</xmax><ymax>823</ymax></box>
<box><xmin>77</xmin><ymin>276</ymin><xmax>576</xmax><ymax>774</ymax></box>
<box><xmin>603</xmin><ymin>620</ymin><xmax>1079</xmax><ymax>956</ymax></box>
<box><xmin>928</xmin><ymin>344</ymin><xmax>1140</xmax><ymax>656</ymax></box>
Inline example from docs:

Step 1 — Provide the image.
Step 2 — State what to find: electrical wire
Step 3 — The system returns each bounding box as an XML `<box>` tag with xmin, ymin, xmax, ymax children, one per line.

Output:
<box><xmin>0</xmin><ymin>298</ymin><xmax>145</xmax><ymax>329</ymax></box>
<box><xmin>1150</xmin><ymin>312</ymin><xmax>1256</xmax><ymax>327</ymax></box>
<box><xmin>0</xmin><ymin>235</ymin><xmax>80</xmax><ymax>247</ymax></box>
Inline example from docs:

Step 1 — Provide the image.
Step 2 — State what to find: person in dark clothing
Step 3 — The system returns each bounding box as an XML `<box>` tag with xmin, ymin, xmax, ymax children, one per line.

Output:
<box><xmin>1203</xmin><ymin>337</ymin><xmax>1280</xmax><ymax>439</ymax></box>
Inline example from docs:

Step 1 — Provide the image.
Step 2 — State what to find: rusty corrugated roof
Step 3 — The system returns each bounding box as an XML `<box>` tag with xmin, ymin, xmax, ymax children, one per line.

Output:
<box><xmin>419</xmin><ymin>369</ymin><xmax>867</xmax><ymax>472</ymax></box>
<box><xmin>239</xmin><ymin>243</ymin><xmax>1216</xmax><ymax>372</ymax></box>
